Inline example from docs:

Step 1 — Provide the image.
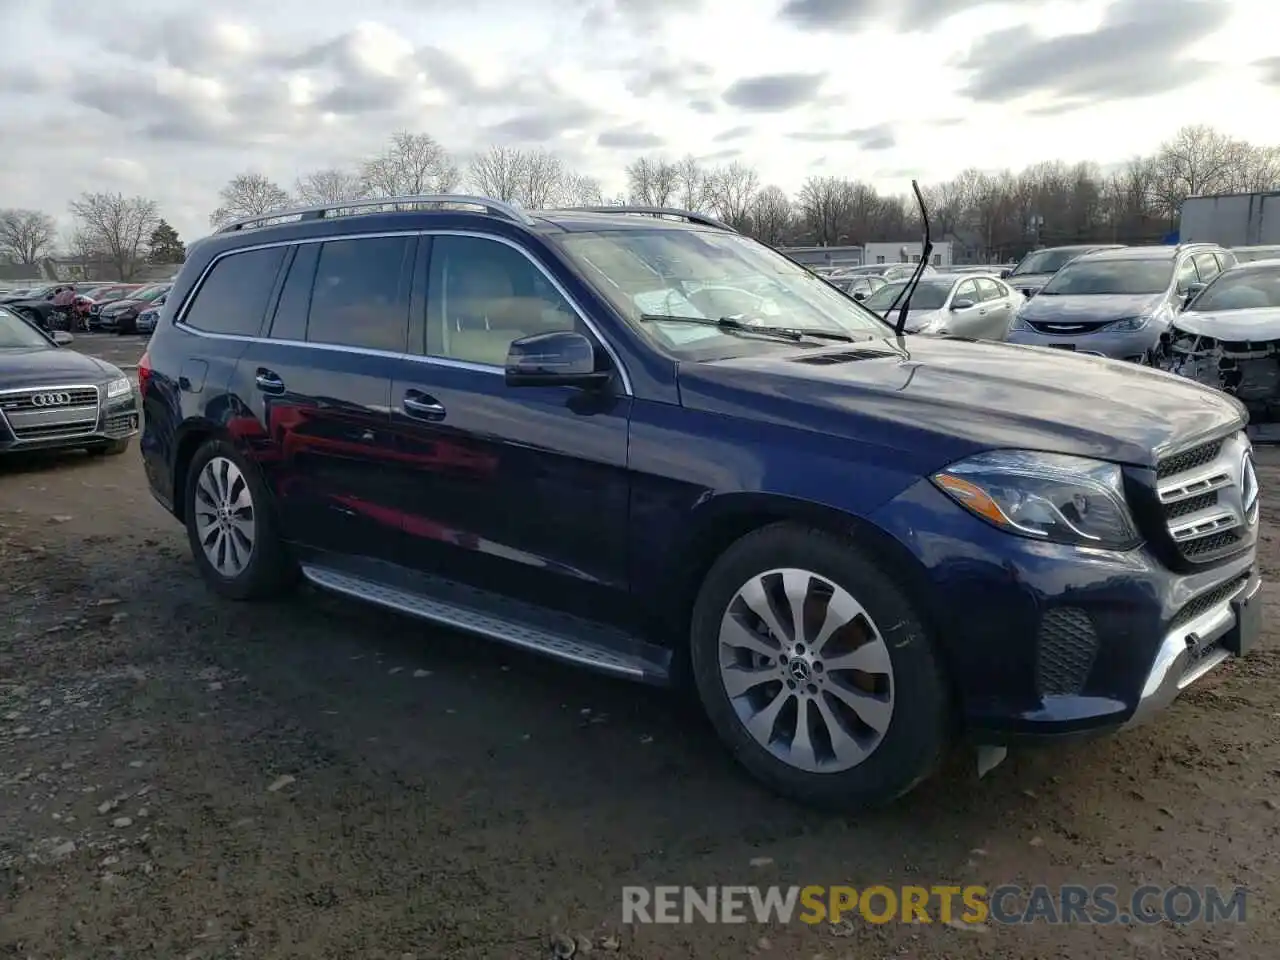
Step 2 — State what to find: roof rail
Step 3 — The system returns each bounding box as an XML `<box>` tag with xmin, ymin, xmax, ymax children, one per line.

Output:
<box><xmin>556</xmin><ymin>205</ymin><xmax>737</xmax><ymax>233</ymax></box>
<box><xmin>215</xmin><ymin>194</ymin><xmax>535</xmax><ymax>234</ymax></box>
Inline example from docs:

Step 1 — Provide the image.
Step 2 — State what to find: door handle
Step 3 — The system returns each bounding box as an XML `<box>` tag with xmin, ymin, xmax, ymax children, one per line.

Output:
<box><xmin>403</xmin><ymin>391</ymin><xmax>446</xmax><ymax>421</ymax></box>
<box><xmin>255</xmin><ymin>369</ymin><xmax>285</xmax><ymax>394</ymax></box>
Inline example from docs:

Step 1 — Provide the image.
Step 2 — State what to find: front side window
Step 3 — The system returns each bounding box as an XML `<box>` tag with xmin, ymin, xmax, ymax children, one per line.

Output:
<box><xmin>1174</xmin><ymin>258</ymin><xmax>1198</xmax><ymax>294</ymax></box>
<box><xmin>555</xmin><ymin>227</ymin><xmax>890</xmax><ymax>355</ymax></box>
<box><xmin>426</xmin><ymin>235</ymin><xmax>582</xmax><ymax>367</ymax></box>
<box><xmin>1040</xmin><ymin>259</ymin><xmax>1174</xmax><ymax>296</ymax></box>
<box><xmin>182</xmin><ymin>246</ymin><xmax>287</xmax><ymax>336</ymax></box>
<box><xmin>306</xmin><ymin>237</ymin><xmax>415</xmax><ymax>352</ymax></box>
<box><xmin>0</xmin><ymin>307</ymin><xmax>51</xmax><ymax>349</ymax></box>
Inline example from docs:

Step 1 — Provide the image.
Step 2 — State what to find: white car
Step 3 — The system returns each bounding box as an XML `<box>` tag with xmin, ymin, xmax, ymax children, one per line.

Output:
<box><xmin>859</xmin><ymin>272</ymin><xmax>1023</xmax><ymax>340</ymax></box>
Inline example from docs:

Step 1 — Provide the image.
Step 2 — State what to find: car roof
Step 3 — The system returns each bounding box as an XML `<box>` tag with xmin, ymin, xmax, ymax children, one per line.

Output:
<box><xmin>1077</xmin><ymin>245</ymin><xmax>1188</xmax><ymax>263</ymax></box>
<box><xmin>1226</xmin><ymin>257</ymin><xmax>1280</xmax><ymax>273</ymax></box>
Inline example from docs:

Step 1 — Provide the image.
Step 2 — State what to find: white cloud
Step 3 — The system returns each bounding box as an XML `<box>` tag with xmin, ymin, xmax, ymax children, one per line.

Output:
<box><xmin>0</xmin><ymin>0</ymin><xmax>1276</xmax><ymax>246</ymax></box>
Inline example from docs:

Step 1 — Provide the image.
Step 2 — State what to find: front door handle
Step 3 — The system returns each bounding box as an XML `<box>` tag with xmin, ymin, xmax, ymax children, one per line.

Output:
<box><xmin>255</xmin><ymin>369</ymin><xmax>285</xmax><ymax>394</ymax></box>
<box><xmin>403</xmin><ymin>391</ymin><xmax>446</xmax><ymax>421</ymax></box>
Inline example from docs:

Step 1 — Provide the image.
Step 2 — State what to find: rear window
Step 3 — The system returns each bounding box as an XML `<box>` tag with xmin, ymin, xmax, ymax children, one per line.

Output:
<box><xmin>181</xmin><ymin>247</ymin><xmax>287</xmax><ymax>336</ymax></box>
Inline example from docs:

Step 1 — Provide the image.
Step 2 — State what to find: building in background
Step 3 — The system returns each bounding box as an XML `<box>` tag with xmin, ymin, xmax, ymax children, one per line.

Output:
<box><xmin>778</xmin><ymin>245</ymin><xmax>865</xmax><ymax>271</ymax></box>
<box><xmin>863</xmin><ymin>241</ymin><xmax>952</xmax><ymax>267</ymax></box>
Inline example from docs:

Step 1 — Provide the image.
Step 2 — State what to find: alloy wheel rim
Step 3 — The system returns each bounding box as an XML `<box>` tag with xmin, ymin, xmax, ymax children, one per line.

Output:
<box><xmin>716</xmin><ymin>567</ymin><xmax>895</xmax><ymax>774</ymax></box>
<box><xmin>194</xmin><ymin>456</ymin><xmax>256</xmax><ymax>578</ymax></box>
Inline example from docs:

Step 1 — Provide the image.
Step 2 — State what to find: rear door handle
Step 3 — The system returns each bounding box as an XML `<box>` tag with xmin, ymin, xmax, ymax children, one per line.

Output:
<box><xmin>403</xmin><ymin>391</ymin><xmax>446</xmax><ymax>421</ymax></box>
<box><xmin>255</xmin><ymin>369</ymin><xmax>285</xmax><ymax>394</ymax></box>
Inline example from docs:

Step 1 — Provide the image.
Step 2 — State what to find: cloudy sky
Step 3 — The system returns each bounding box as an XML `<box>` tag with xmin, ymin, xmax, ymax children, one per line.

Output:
<box><xmin>1</xmin><ymin>0</ymin><xmax>1277</xmax><ymax>244</ymax></box>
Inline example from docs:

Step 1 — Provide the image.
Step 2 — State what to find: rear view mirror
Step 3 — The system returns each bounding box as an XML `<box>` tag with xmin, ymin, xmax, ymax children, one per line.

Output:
<box><xmin>505</xmin><ymin>330</ymin><xmax>611</xmax><ymax>388</ymax></box>
<box><xmin>951</xmin><ymin>298</ymin><xmax>975</xmax><ymax>311</ymax></box>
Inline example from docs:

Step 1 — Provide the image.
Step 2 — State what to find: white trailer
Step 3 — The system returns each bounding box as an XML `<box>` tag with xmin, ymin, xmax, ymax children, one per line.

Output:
<box><xmin>1178</xmin><ymin>191</ymin><xmax>1280</xmax><ymax>246</ymax></box>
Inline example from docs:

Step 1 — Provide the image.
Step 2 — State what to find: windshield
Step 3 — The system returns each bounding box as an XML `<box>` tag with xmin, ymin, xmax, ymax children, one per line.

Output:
<box><xmin>0</xmin><ymin>307</ymin><xmax>52</xmax><ymax>349</ymax></box>
<box><xmin>861</xmin><ymin>279</ymin><xmax>951</xmax><ymax>312</ymax></box>
<box><xmin>1011</xmin><ymin>248</ymin><xmax>1088</xmax><ymax>276</ymax></box>
<box><xmin>1040</xmin><ymin>259</ymin><xmax>1172</xmax><ymax>295</ymax></box>
<box><xmin>134</xmin><ymin>285</ymin><xmax>168</xmax><ymax>301</ymax></box>
<box><xmin>555</xmin><ymin>228</ymin><xmax>889</xmax><ymax>353</ymax></box>
<box><xmin>1191</xmin><ymin>266</ymin><xmax>1280</xmax><ymax>311</ymax></box>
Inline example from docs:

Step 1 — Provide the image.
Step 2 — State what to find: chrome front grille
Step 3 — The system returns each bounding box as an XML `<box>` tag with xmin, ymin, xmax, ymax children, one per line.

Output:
<box><xmin>1156</xmin><ymin>431</ymin><xmax>1257</xmax><ymax>562</ymax></box>
<box><xmin>0</xmin><ymin>384</ymin><xmax>100</xmax><ymax>441</ymax></box>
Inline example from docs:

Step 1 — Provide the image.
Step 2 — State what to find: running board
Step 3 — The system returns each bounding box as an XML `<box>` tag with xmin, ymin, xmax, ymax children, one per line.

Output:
<box><xmin>300</xmin><ymin>563</ymin><xmax>672</xmax><ymax>685</ymax></box>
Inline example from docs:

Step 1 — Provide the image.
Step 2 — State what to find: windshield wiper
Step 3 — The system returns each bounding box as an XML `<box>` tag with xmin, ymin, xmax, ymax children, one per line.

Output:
<box><xmin>638</xmin><ymin>314</ymin><xmax>854</xmax><ymax>343</ymax></box>
<box><xmin>884</xmin><ymin>181</ymin><xmax>935</xmax><ymax>337</ymax></box>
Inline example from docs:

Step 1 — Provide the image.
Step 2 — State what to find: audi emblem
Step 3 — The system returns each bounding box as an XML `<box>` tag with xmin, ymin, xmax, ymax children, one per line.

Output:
<box><xmin>32</xmin><ymin>392</ymin><xmax>72</xmax><ymax>407</ymax></box>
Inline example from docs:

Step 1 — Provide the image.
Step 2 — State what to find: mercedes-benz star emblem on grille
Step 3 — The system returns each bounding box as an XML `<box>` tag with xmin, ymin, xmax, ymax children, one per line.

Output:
<box><xmin>1242</xmin><ymin>449</ymin><xmax>1259</xmax><ymax>522</ymax></box>
<box><xmin>32</xmin><ymin>392</ymin><xmax>72</xmax><ymax>407</ymax></box>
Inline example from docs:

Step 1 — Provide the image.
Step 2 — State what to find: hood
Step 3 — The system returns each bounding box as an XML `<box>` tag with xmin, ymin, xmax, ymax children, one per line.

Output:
<box><xmin>0</xmin><ymin>346</ymin><xmax>118</xmax><ymax>388</ymax></box>
<box><xmin>676</xmin><ymin>337</ymin><xmax>1243</xmax><ymax>472</ymax></box>
<box><xmin>1018</xmin><ymin>292</ymin><xmax>1164</xmax><ymax>323</ymax></box>
<box><xmin>1174</xmin><ymin>307</ymin><xmax>1280</xmax><ymax>342</ymax></box>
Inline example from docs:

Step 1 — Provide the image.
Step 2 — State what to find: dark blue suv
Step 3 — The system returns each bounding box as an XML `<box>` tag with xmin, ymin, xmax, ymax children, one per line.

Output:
<box><xmin>139</xmin><ymin>195</ymin><xmax>1262</xmax><ymax>808</ymax></box>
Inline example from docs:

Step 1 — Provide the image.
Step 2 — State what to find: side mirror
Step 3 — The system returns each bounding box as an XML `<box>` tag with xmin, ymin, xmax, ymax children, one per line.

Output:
<box><xmin>999</xmin><ymin>269</ymin><xmax>1011</xmax><ymax>279</ymax></box>
<box><xmin>1183</xmin><ymin>282</ymin><xmax>1206</xmax><ymax>308</ymax></box>
<box><xmin>51</xmin><ymin>330</ymin><xmax>74</xmax><ymax>346</ymax></box>
<box><xmin>852</xmin><ymin>290</ymin><xmax>867</xmax><ymax>301</ymax></box>
<box><xmin>951</xmin><ymin>298</ymin><xmax>976</xmax><ymax>311</ymax></box>
<box><xmin>505</xmin><ymin>330</ymin><xmax>611</xmax><ymax>388</ymax></box>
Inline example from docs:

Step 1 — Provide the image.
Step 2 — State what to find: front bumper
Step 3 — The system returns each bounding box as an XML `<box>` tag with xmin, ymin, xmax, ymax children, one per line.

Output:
<box><xmin>872</xmin><ymin>478</ymin><xmax>1260</xmax><ymax>743</ymax></box>
<box><xmin>1006</xmin><ymin>324</ymin><xmax>1160</xmax><ymax>362</ymax></box>
<box><xmin>0</xmin><ymin>385</ymin><xmax>139</xmax><ymax>454</ymax></box>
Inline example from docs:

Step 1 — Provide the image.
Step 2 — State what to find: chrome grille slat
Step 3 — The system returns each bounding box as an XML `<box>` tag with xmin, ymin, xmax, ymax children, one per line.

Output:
<box><xmin>1156</xmin><ymin>430</ymin><xmax>1253</xmax><ymax>562</ymax></box>
<box><xmin>0</xmin><ymin>383</ymin><xmax>101</xmax><ymax>442</ymax></box>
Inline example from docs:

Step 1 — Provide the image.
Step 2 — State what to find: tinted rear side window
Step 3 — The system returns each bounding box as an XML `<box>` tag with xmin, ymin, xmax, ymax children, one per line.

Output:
<box><xmin>268</xmin><ymin>244</ymin><xmax>319</xmax><ymax>342</ymax></box>
<box><xmin>306</xmin><ymin>236</ymin><xmax>415</xmax><ymax>352</ymax></box>
<box><xmin>182</xmin><ymin>247</ymin><xmax>287</xmax><ymax>336</ymax></box>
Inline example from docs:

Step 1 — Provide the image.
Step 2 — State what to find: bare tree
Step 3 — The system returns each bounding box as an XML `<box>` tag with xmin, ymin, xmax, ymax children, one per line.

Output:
<box><xmin>706</xmin><ymin>162</ymin><xmax>759</xmax><ymax>231</ymax></box>
<box><xmin>209</xmin><ymin>173</ymin><xmax>292</xmax><ymax>228</ymax></box>
<box><xmin>68</xmin><ymin>192</ymin><xmax>159</xmax><ymax>281</ymax></box>
<box><xmin>625</xmin><ymin>156</ymin><xmax>679</xmax><ymax>206</ymax></box>
<box><xmin>797</xmin><ymin>176</ymin><xmax>852</xmax><ymax>245</ymax></box>
<box><xmin>675</xmin><ymin>155</ymin><xmax>708</xmax><ymax>211</ymax></box>
<box><xmin>0</xmin><ymin>209</ymin><xmax>58</xmax><ymax>265</ymax></box>
<box><xmin>749</xmin><ymin>186</ymin><xmax>793</xmax><ymax>246</ymax></box>
<box><xmin>557</xmin><ymin>172</ymin><xmax>604</xmax><ymax>206</ymax></box>
<box><xmin>294</xmin><ymin>168</ymin><xmax>365</xmax><ymax>206</ymax></box>
<box><xmin>360</xmin><ymin>131</ymin><xmax>460</xmax><ymax>198</ymax></box>
<box><xmin>468</xmin><ymin>146</ymin><xmax>528</xmax><ymax>202</ymax></box>
<box><xmin>520</xmin><ymin>149</ymin><xmax>564</xmax><ymax>209</ymax></box>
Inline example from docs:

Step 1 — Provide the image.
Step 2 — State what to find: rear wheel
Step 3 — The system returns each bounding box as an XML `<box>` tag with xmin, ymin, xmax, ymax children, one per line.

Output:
<box><xmin>183</xmin><ymin>439</ymin><xmax>297</xmax><ymax>600</ymax></box>
<box><xmin>689</xmin><ymin>522</ymin><xmax>950</xmax><ymax>810</ymax></box>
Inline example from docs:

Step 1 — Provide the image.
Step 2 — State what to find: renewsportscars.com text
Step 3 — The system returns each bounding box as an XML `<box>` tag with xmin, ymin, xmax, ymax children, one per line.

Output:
<box><xmin>621</xmin><ymin>884</ymin><xmax>1247</xmax><ymax>926</ymax></box>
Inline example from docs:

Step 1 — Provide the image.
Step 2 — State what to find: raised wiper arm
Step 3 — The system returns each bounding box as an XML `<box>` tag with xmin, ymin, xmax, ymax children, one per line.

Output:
<box><xmin>888</xmin><ymin>180</ymin><xmax>935</xmax><ymax>337</ymax></box>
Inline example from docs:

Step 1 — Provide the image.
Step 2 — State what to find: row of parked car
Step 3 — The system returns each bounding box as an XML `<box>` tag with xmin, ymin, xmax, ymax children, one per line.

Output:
<box><xmin>814</xmin><ymin>242</ymin><xmax>1280</xmax><ymax>381</ymax></box>
<box><xmin>0</xmin><ymin>279</ymin><xmax>173</xmax><ymax>334</ymax></box>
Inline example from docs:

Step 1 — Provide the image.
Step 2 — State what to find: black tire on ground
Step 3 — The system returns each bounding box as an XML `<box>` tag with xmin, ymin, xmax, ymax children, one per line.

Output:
<box><xmin>183</xmin><ymin>438</ymin><xmax>298</xmax><ymax>601</ymax></box>
<box><xmin>688</xmin><ymin>522</ymin><xmax>951</xmax><ymax>810</ymax></box>
<box><xmin>87</xmin><ymin>438</ymin><xmax>131</xmax><ymax>456</ymax></box>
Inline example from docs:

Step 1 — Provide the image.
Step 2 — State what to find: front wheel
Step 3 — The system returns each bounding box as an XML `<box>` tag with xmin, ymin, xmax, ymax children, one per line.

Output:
<box><xmin>183</xmin><ymin>439</ymin><xmax>297</xmax><ymax>600</ymax></box>
<box><xmin>689</xmin><ymin>523</ymin><xmax>951</xmax><ymax>810</ymax></box>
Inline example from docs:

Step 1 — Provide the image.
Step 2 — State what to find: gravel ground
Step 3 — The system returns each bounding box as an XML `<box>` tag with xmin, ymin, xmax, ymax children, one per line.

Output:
<box><xmin>2</xmin><ymin>337</ymin><xmax>1279</xmax><ymax>958</ymax></box>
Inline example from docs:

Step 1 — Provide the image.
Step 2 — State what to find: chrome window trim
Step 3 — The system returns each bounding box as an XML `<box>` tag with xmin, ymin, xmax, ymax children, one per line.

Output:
<box><xmin>173</xmin><ymin>228</ymin><xmax>634</xmax><ymax>395</ymax></box>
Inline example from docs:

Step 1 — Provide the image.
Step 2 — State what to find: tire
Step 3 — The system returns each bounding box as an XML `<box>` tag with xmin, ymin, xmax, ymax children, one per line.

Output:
<box><xmin>689</xmin><ymin>522</ymin><xmax>950</xmax><ymax>810</ymax></box>
<box><xmin>183</xmin><ymin>439</ymin><xmax>297</xmax><ymax>601</ymax></box>
<box><xmin>87</xmin><ymin>438</ymin><xmax>130</xmax><ymax>456</ymax></box>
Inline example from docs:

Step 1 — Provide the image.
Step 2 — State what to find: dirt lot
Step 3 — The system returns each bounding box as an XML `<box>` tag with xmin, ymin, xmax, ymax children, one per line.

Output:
<box><xmin>2</xmin><ymin>335</ymin><xmax>1279</xmax><ymax>958</ymax></box>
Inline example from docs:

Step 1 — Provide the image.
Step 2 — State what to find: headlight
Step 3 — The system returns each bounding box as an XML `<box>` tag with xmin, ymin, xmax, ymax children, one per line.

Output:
<box><xmin>105</xmin><ymin>377</ymin><xmax>132</xmax><ymax>399</ymax></box>
<box><xmin>1106</xmin><ymin>315</ymin><xmax>1149</xmax><ymax>331</ymax></box>
<box><xmin>918</xmin><ymin>316</ymin><xmax>946</xmax><ymax>333</ymax></box>
<box><xmin>932</xmin><ymin>450</ymin><xmax>1141</xmax><ymax>549</ymax></box>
